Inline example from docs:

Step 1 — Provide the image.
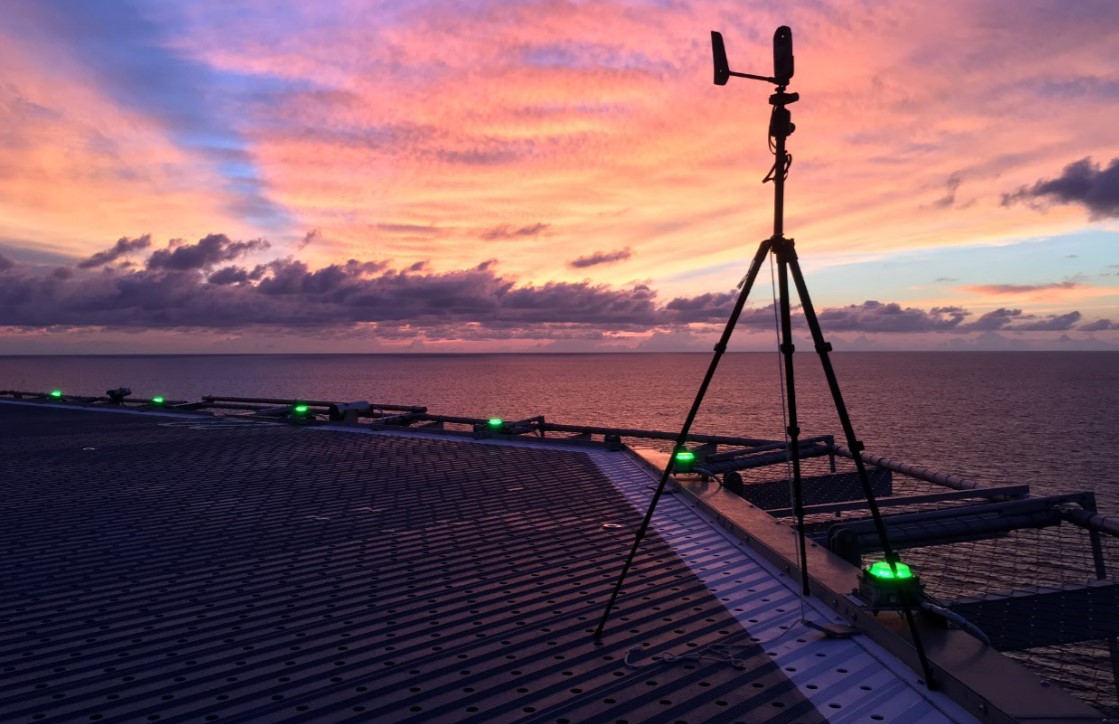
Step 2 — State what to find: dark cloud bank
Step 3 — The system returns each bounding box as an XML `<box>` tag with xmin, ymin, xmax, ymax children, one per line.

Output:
<box><xmin>77</xmin><ymin>234</ymin><xmax>152</xmax><ymax>269</ymax></box>
<box><xmin>0</xmin><ymin>233</ymin><xmax>1109</xmax><ymax>339</ymax></box>
<box><xmin>1003</xmin><ymin>157</ymin><xmax>1119</xmax><ymax>219</ymax></box>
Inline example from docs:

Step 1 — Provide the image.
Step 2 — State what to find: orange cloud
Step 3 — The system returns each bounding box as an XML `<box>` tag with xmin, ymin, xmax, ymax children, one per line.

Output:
<box><xmin>1</xmin><ymin>0</ymin><xmax>1116</xmax><ymax>349</ymax></box>
<box><xmin>186</xmin><ymin>2</ymin><xmax>1117</xmax><ymax>283</ymax></box>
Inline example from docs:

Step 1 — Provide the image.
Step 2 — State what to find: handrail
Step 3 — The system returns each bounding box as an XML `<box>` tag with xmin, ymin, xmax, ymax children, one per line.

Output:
<box><xmin>1063</xmin><ymin>509</ymin><xmax>1119</xmax><ymax>538</ymax></box>
<box><xmin>835</xmin><ymin>446</ymin><xmax>985</xmax><ymax>491</ymax></box>
<box><xmin>540</xmin><ymin>421</ymin><xmax>775</xmax><ymax>447</ymax></box>
<box><xmin>202</xmin><ymin>395</ymin><xmax>426</xmax><ymax>413</ymax></box>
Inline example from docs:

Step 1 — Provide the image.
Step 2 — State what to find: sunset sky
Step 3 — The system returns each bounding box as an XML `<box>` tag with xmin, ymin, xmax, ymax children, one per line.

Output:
<box><xmin>1</xmin><ymin>0</ymin><xmax>1117</xmax><ymax>353</ymax></box>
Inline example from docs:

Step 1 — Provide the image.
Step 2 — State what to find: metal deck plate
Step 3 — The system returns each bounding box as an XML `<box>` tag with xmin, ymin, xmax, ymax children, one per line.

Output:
<box><xmin>0</xmin><ymin>404</ymin><xmax>968</xmax><ymax>722</ymax></box>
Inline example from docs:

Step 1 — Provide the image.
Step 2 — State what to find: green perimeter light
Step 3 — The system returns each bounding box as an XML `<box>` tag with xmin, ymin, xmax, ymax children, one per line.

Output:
<box><xmin>293</xmin><ymin>404</ymin><xmax>310</xmax><ymax>415</ymax></box>
<box><xmin>487</xmin><ymin>417</ymin><xmax>503</xmax><ymax>428</ymax></box>
<box><xmin>673</xmin><ymin>449</ymin><xmax>696</xmax><ymax>473</ymax></box>
<box><xmin>49</xmin><ymin>389</ymin><xmax>62</xmax><ymax>399</ymax></box>
<box><xmin>151</xmin><ymin>396</ymin><xmax>165</xmax><ymax>405</ymax></box>
<box><xmin>866</xmin><ymin>560</ymin><xmax>914</xmax><ymax>581</ymax></box>
<box><xmin>860</xmin><ymin>559</ymin><xmax>920</xmax><ymax>609</ymax></box>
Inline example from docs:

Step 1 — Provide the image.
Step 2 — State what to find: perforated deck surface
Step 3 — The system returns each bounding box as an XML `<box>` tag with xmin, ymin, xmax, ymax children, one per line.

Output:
<box><xmin>0</xmin><ymin>404</ymin><xmax>967</xmax><ymax>723</ymax></box>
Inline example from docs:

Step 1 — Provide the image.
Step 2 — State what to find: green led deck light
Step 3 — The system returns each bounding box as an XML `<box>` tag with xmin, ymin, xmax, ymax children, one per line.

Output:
<box><xmin>288</xmin><ymin>402</ymin><xmax>313</xmax><ymax>424</ymax></box>
<box><xmin>49</xmin><ymin>389</ymin><xmax>62</xmax><ymax>399</ymax></box>
<box><xmin>673</xmin><ymin>449</ymin><xmax>697</xmax><ymax>473</ymax></box>
<box><xmin>151</xmin><ymin>396</ymin><xmax>165</xmax><ymax>405</ymax></box>
<box><xmin>474</xmin><ymin>417</ymin><xmax>505</xmax><ymax>436</ymax></box>
<box><xmin>859</xmin><ymin>558</ymin><xmax>921</xmax><ymax>610</ymax></box>
<box><xmin>866</xmin><ymin>560</ymin><xmax>913</xmax><ymax>581</ymax></box>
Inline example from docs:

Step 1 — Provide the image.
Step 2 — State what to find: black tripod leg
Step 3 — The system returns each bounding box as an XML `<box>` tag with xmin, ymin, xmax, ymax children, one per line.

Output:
<box><xmin>594</xmin><ymin>237</ymin><xmax>774</xmax><ymax>640</ymax></box>
<box><xmin>775</xmin><ymin>241</ymin><xmax>810</xmax><ymax>596</ymax></box>
<box><xmin>784</xmin><ymin>248</ymin><xmax>938</xmax><ymax>689</ymax></box>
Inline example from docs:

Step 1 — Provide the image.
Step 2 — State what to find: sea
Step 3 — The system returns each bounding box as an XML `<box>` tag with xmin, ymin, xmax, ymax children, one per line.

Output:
<box><xmin>2</xmin><ymin>351</ymin><xmax>1117</xmax><ymax>511</ymax></box>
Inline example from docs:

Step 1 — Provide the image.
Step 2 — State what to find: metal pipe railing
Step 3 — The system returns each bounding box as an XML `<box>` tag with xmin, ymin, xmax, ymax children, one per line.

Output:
<box><xmin>202</xmin><ymin>395</ymin><xmax>426</xmax><ymax>413</ymax></box>
<box><xmin>1063</xmin><ymin>509</ymin><xmax>1119</xmax><ymax>538</ymax></box>
<box><xmin>835</xmin><ymin>447</ymin><xmax>985</xmax><ymax>491</ymax></box>
<box><xmin>540</xmin><ymin>421</ymin><xmax>775</xmax><ymax>447</ymax></box>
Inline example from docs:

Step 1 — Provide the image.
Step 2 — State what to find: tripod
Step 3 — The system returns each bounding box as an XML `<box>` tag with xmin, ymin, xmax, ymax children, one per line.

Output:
<box><xmin>593</xmin><ymin>27</ymin><xmax>936</xmax><ymax>690</ymax></box>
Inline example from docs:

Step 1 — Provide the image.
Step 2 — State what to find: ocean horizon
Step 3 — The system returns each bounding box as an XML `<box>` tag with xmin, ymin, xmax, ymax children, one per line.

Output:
<box><xmin>3</xmin><ymin>351</ymin><xmax>1117</xmax><ymax>511</ymax></box>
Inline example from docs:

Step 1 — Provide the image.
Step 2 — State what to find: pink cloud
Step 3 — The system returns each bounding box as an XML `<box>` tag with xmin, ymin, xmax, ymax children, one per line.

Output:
<box><xmin>1</xmin><ymin>0</ymin><xmax>1117</xmax><ymax>352</ymax></box>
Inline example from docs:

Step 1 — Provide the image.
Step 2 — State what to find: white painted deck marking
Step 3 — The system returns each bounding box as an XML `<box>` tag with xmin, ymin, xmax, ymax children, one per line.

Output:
<box><xmin>587</xmin><ymin>449</ymin><xmax>977</xmax><ymax>724</ymax></box>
